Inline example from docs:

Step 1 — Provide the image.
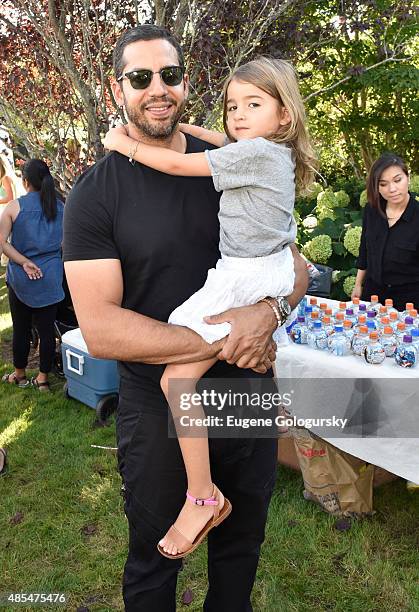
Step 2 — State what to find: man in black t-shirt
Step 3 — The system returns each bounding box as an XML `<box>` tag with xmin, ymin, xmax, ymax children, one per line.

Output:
<box><xmin>63</xmin><ymin>25</ymin><xmax>308</xmax><ymax>612</ymax></box>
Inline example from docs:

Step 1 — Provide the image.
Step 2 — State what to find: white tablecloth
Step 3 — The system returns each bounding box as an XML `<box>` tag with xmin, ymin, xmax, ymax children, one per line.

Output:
<box><xmin>275</xmin><ymin>297</ymin><xmax>419</xmax><ymax>483</ymax></box>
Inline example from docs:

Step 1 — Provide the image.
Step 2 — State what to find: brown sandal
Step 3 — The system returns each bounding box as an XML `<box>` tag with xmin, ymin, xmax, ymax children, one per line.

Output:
<box><xmin>157</xmin><ymin>484</ymin><xmax>232</xmax><ymax>560</ymax></box>
<box><xmin>2</xmin><ymin>372</ymin><xmax>29</xmax><ymax>388</ymax></box>
<box><xmin>30</xmin><ymin>377</ymin><xmax>51</xmax><ymax>392</ymax></box>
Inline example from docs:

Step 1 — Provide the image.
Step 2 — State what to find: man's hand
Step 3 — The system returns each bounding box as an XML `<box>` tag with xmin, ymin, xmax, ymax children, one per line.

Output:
<box><xmin>22</xmin><ymin>260</ymin><xmax>42</xmax><ymax>280</ymax></box>
<box><xmin>204</xmin><ymin>302</ymin><xmax>278</xmax><ymax>372</ymax></box>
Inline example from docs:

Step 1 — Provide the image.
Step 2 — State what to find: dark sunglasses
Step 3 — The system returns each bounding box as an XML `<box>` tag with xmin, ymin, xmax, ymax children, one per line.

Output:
<box><xmin>117</xmin><ymin>65</ymin><xmax>185</xmax><ymax>90</ymax></box>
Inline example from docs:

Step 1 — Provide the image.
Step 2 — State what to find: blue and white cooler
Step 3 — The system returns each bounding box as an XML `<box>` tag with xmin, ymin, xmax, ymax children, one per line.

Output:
<box><xmin>61</xmin><ymin>328</ymin><xmax>119</xmax><ymax>421</ymax></box>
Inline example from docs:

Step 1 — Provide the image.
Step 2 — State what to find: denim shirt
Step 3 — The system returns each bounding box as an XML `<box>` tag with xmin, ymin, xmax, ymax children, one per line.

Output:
<box><xmin>7</xmin><ymin>191</ymin><xmax>64</xmax><ymax>307</ymax></box>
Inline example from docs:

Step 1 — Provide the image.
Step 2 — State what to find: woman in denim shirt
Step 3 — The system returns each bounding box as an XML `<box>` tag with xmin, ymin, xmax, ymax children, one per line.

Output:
<box><xmin>0</xmin><ymin>159</ymin><xmax>64</xmax><ymax>391</ymax></box>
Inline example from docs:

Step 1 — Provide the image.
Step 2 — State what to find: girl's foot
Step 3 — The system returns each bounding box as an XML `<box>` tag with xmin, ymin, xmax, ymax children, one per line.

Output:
<box><xmin>2</xmin><ymin>372</ymin><xmax>29</xmax><ymax>388</ymax></box>
<box><xmin>158</xmin><ymin>484</ymin><xmax>231</xmax><ymax>558</ymax></box>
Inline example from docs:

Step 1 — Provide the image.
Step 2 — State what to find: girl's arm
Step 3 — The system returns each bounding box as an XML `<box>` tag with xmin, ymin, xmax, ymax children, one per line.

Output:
<box><xmin>103</xmin><ymin>126</ymin><xmax>211</xmax><ymax>177</ymax></box>
<box><xmin>179</xmin><ymin>123</ymin><xmax>226</xmax><ymax>148</ymax></box>
<box><xmin>0</xmin><ymin>203</ymin><xmax>42</xmax><ymax>278</ymax></box>
<box><xmin>0</xmin><ymin>176</ymin><xmax>14</xmax><ymax>204</ymax></box>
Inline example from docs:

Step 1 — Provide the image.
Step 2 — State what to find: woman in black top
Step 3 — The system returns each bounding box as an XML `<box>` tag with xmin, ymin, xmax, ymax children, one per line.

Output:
<box><xmin>352</xmin><ymin>153</ymin><xmax>419</xmax><ymax>311</ymax></box>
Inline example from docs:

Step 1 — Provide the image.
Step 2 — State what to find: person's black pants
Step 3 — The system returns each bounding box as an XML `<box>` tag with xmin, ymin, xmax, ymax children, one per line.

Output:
<box><xmin>117</xmin><ymin>379</ymin><xmax>278</xmax><ymax>612</ymax></box>
<box><xmin>8</xmin><ymin>286</ymin><xmax>58</xmax><ymax>373</ymax></box>
<box><xmin>362</xmin><ymin>277</ymin><xmax>419</xmax><ymax>312</ymax></box>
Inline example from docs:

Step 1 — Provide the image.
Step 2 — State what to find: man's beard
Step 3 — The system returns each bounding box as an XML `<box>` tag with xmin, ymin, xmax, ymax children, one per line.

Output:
<box><xmin>124</xmin><ymin>96</ymin><xmax>186</xmax><ymax>140</ymax></box>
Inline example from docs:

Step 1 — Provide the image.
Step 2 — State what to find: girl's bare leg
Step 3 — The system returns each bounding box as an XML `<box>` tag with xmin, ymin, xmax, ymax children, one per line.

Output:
<box><xmin>159</xmin><ymin>357</ymin><xmax>223</xmax><ymax>556</ymax></box>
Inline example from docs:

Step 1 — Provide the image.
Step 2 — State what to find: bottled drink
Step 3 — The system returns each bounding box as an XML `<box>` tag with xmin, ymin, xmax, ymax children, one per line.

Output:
<box><xmin>350</xmin><ymin>296</ymin><xmax>360</xmax><ymax>315</ymax></box>
<box><xmin>328</xmin><ymin>325</ymin><xmax>351</xmax><ymax>356</ymax></box>
<box><xmin>401</xmin><ymin>302</ymin><xmax>415</xmax><ymax>320</ymax></box>
<box><xmin>396</xmin><ymin>322</ymin><xmax>407</xmax><ymax>344</ymax></box>
<box><xmin>334</xmin><ymin>312</ymin><xmax>345</xmax><ymax>327</ymax></box>
<box><xmin>408</xmin><ymin>309</ymin><xmax>418</xmax><ymax>328</ymax></box>
<box><xmin>322</xmin><ymin>315</ymin><xmax>334</xmax><ymax>337</ymax></box>
<box><xmin>384</xmin><ymin>298</ymin><xmax>398</xmax><ymax>318</ymax></box>
<box><xmin>335</xmin><ymin>301</ymin><xmax>347</xmax><ymax>317</ymax></box>
<box><xmin>319</xmin><ymin>303</ymin><xmax>328</xmax><ymax>319</ymax></box>
<box><xmin>404</xmin><ymin>316</ymin><xmax>415</xmax><ymax>334</ymax></box>
<box><xmin>309</xmin><ymin>297</ymin><xmax>319</xmax><ymax>312</ymax></box>
<box><xmin>351</xmin><ymin>325</ymin><xmax>369</xmax><ymax>356</ymax></box>
<box><xmin>368</xmin><ymin>295</ymin><xmax>382</xmax><ymax>313</ymax></box>
<box><xmin>304</xmin><ymin>306</ymin><xmax>313</xmax><ymax>321</ymax></box>
<box><xmin>378</xmin><ymin>316</ymin><xmax>390</xmax><ymax>332</ymax></box>
<box><xmin>389</xmin><ymin>311</ymin><xmax>399</xmax><ymax>331</ymax></box>
<box><xmin>364</xmin><ymin>331</ymin><xmax>385</xmax><ymax>364</ymax></box>
<box><xmin>411</xmin><ymin>329</ymin><xmax>419</xmax><ymax>350</ymax></box>
<box><xmin>307</xmin><ymin>321</ymin><xmax>328</xmax><ymax>350</ymax></box>
<box><xmin>308</xmin><ymin>311</ymin><xmax>320</xmax><ymax>330</ymax></box>
<box><xmin>394</xmin><ymin>335</ymin><xmax>418</xmax><ymax>368</ymax></box>
<box><xmin>381</xmin><ymin>326</ymin><xmax>397</xmax><ymax>358</ymax></box>
<box><xmin>353</xmin><ymin>314</ymin><xmax>367</xmax><ymax>335</ymax></box>
<box><xmin>290</xmin><ymin>316</ymin><xmax>309</xmax><ymax>344</ymax></box>
<box><xmin>344</xmin><ymin>308</ymin><xmax>357</xmax><ymax>326</ymax></box>
<box><xmin>366</xmin><ymin>320</ymin><xmax>377</xmax><ymax>335</ymax></box>
<box><xmin>358</xmin><ymin>303</ymin><xmax>367</xmax><ymax>315</ymax></box>
<box><xmin>343</xmin><ymin>320</ymin><xmax>355</xmax><ymax>344</ymax></box>
<box><xmin>297</xmin><ymin>296</ymin><xmax>307</xmax><ymax>317</ymax></box>
<box><xmin>378</xmin><ymin>305</ymin><xmax>388</xmax><ymax>318</ymax></box>
<box><xmin>366</xmin><ymin>310</ymin><xmax>377</xmax><ymax>329</ymax></box>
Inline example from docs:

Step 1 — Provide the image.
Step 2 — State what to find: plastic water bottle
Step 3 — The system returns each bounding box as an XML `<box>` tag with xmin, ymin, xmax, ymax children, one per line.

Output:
<box><xmin>351</xmin><ymin>325</ymin><xmax>369</xmax><ymax>356</ymax></box>
<box><xmin>319</xmin><ymin>302</ymin><xmax>328</xmax><ymax>320</ymax></box>
<box><xmin>364</xmin><ymin>331</ymin><xmax>385</xmax><ymax>364</ymax></box>
<box><xmin>401</xmin><ymin>302</ymin><xmax>415</xmax><ymax>320</ymax></box>
<box><xmin>289</xmin><ymin>316</ymin><xmax>308</xmax><ymax>344</ymax></box>
<box><xmin>297</xmin><ymin>296</ymin><xmax>307</xmax><ymax>317</ymax></box>
<box><xmin>411</xmin><ymin>329</ymin><xmax>419</xmax><ymax>350</ymax></box>
<box><xmin>344</xmin><ymin>308</ymin><xmax>357</xmax><ymax>327</ymax></box>
<box><xmin>384</xmin><ymin>299</ymin><xmax>398</xmax><ymax>318</ymax></box>
<box><xmin>358</xmin><ymin>303</ymin><xmax>367</xmax><ymax>315</ymax></box>
<box><xmin>308</xmin><ymin>311</ymin><xmax>320</xmax><ymax>330</ymax></box>
<box><xmin>378</xmin><ymin>316</ymin><xmax>390</xmax><ymax>332</ymax></box>
<box><xmin>335</xmin><ymin>301</ymin><xmax>347</xmax><ymax>317</ymax></box>
<box><xmin>328</xmin><ymin>325</ymin><xmax>351</xmax><ymax>356</ymax></box>
<box><xmin>366</xmin><ymin>320</ymin><xmax>377</xmax><ymax>336</ymax></box>
<box><xmin>381</xmin><ymin>326</ymin><xmax>397</xmax><ymax>358</ymax></box>
<box><xmin>389</xmin><ymin>311</ymin><xmax>399</xmax><ymax>331</ymax></box>
<box><xmin>396</xmin><ymin>322</ymin><xmax>407</xmax><ymax>345</ymax></box>
<box><xmin>406</xmin><ymin>310</ymin><xmax>418</xmax><ymax>328</ymax></box>
<box><xmin>353</xmin><ymin>314</ymin><xmax>367</xmax><ymax>334</ymax></box>
<box><xmin>325</xmin><ymin>308</ymin><xmax>334</xmax><ymax>325</ymax></box>
<box><xmin>309</xmin><ymin>297</ymin><xmax>320</xmax><ymax>312</ymax></box>
<box><xmin>394</xmin><ymin>335</ymin><xmax>418</xmax><ymax>368</ymax></box>
<box><xmin>368</xmin><ymin>295</ymin><xmax>382</xmax><ymax>313</ymax></box>
<box><xmin>343</xmin><ymin>320</ymin><xmax>355</xmax><ymax>344</ymax></box>
<box><xmin>334</xmin><ymin>312</ymin><xmax>345</xmax><ymax>328</ymax></box>
<box><xmin>322</xmin><ymin>315</ymin><xmax>334</xmax><ymax>337</ymax></box>
<box><xmin>378</xmin><ymin>305</ymin><xmax>388</xmax><ymax>319</ymax></box>
<box><xmin>307</xmin><ymin>321</ymin><xmax>328</xmax><ymax>350</ymax></box>
<box><xmin>366</xmin><ymin>310</ymin><xmax>378</xmax><ymax>329</ymax></box>
<box><xmin>404</xmin><ymin>316</ymin><xmax>415</xmax><ymax>334</ymax></box>
<box><xmin>350</xmin><ymin>296</ymin><xmax>361</xmax><ymax>315</ymax></box>
<box><xmin>304</xmin><ymin>305</ymin><xmax>313</xmax><ymax>322</ymax></box>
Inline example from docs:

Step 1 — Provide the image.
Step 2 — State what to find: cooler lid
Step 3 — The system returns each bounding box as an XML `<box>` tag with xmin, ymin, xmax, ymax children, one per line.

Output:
<box><xmin>61</xmin><ymin>327</ymin><xmax>89</xmax><ymax>354</ymax></box>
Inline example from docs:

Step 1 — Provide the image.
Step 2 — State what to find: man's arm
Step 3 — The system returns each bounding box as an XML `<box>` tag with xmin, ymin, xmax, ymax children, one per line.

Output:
<box><xmin>65</xmin><ymin>259</ymin><xmax>225</xmax><ymax>364</ymax></box>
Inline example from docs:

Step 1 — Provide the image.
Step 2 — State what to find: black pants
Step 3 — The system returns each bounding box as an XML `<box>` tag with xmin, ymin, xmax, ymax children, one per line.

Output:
<box><xmin>362</xmin><ymin>277</ymin><xmax>419</xmax><ymax>312</ymax></box>
<box><xmin>8</xmin><ymin>286</ymin><xmax>57</xmax><ymax>373</ymax></box>
<box><xmin>117</xmin><ymin>379</ymin><xmax>278</xmax><ymax>612</ymax></box>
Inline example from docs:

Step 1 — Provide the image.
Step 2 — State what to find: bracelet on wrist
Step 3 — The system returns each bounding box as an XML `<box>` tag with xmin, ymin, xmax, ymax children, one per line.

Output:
<box><xmin>260</xmin><ymin>297</ymin><xmax>281</xmax><ymax>328</ymax></box>
<box><xmin>128</xmin><ymin>140</ymin><xmax>140</xmax><ymax>166</ymax></box>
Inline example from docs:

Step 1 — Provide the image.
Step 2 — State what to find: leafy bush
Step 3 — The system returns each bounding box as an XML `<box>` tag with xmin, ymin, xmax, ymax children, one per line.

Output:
<box><xmin>343</xmin><ymin>275</ymin><xmax>357</xmax><ymax>297</ymax></box>
<box><xmin>302</xmin><ymin>234</ymin><xmax>332</xmax><ymax>264</ymax></box>
<box><xmin>343</xmin><ymin>226</ymin><xmax>362</xmax><ymax>257</ymax></box>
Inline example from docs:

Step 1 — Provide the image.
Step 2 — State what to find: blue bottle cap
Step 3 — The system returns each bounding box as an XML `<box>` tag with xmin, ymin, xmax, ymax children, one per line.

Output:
<box><xmin>305</xmin><ymin>306</ymin><xmax>313</xmax><ymax>314</ymax></box>
<box><xmin>313</xmin><ymin>321</ymin><xmax>322</xmax><ymax>329</ymax></box>
<box><xmin>412</xmin><ymin>329</ymin><xmax>419</xmax><ymax>337</ymax></box>
<box><xmin>334</xmin><ymin>325</ymin><xmax>343</xmax><ymax>332</ymax></box>
<box><xmin>367</xmin><ymin>321</ymin><xmax>375</xmax><ymax>328</ymax></box>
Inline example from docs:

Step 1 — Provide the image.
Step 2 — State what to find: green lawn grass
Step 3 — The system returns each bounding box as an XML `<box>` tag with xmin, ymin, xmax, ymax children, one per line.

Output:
<box><xmin>1</xmin><ymin>272</ymin><xmax>418</xmax><ymax>611</ymax></box>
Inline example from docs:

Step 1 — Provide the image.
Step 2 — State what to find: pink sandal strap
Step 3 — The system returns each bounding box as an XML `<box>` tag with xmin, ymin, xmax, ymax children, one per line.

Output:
<box><xmin>186</xmin><ymin>488</ymin><xmax>219</xmax><ymax>507</ymax></box>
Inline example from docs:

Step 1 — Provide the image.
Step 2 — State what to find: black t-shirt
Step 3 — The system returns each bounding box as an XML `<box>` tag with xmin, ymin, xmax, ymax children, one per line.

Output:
<box><xmin>63</xmin><ymin>134</ymin><xmax>270</xmax><ymax>394</ymax></box>
<box><xmin>356</xmin><ymin>193</ymin><xmax>419</xmax><ymax>285</ymax></box>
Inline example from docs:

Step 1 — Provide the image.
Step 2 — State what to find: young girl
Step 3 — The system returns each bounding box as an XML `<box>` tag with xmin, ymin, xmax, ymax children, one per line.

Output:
<box><xmin>104</xmin><ymin>56</ymin><xmax>316</xmax><ymax>559</ymax></box>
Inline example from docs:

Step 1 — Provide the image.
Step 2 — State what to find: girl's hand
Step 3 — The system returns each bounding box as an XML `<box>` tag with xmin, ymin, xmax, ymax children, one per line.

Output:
<box><xmin>103</xmin><ymin>125</ymin><xmax>128</xmax><ymax>151</ymax></box>
<box><xmin>351</xmin><ymin>283</ymin><xmax>363</xmax><ymax>299</ymax></box>
<box><xmin>23</xmin><ymin>260</ymin><xmax>42</xmax><ymax>280</ymax></box>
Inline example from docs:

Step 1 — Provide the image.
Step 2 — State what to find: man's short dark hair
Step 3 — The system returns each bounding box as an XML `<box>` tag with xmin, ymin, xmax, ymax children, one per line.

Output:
<box><xmin>113</xmin><ymin>25</ymin><xmax>184</xmax><ymax>79</ymax></box>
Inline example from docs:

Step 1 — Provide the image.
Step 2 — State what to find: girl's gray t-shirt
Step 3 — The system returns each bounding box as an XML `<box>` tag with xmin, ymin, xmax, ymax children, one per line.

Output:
<box><xmin>205</xmin><ymin>137</ymin><xmax>296</xmax><ymax>258</ymax></box>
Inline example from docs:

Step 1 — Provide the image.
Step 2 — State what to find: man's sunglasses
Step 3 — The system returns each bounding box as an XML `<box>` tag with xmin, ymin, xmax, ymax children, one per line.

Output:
<box><xmin>117</xmin><ymin>65</ymin><xmax>185</xmax><ymax>90</ymax></box>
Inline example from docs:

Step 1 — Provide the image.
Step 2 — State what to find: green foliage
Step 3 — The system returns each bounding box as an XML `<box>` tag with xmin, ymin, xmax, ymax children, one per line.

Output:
<box><xmin>360</xmin><ymin>190</ymin><xmax>368</xmax><ymax>207</ymax></box>
<box><xmin>343</xmin><ymin>226</ymin><xmax>362</xmax><ymax>257</ymax></box>
<box><xmin>410</xmin><ymin>174</ymin><xmax>419</xmax><ymax>194</ymax></box>
<box><xmin>343</xmin><ymin>275</ymin><xmax>357</xmax><ymax>297</ymax></box>
<box><xmin>302</xmin><ymin>234</ymin><xmax>332</xmax><ymax>264</ymax></box>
